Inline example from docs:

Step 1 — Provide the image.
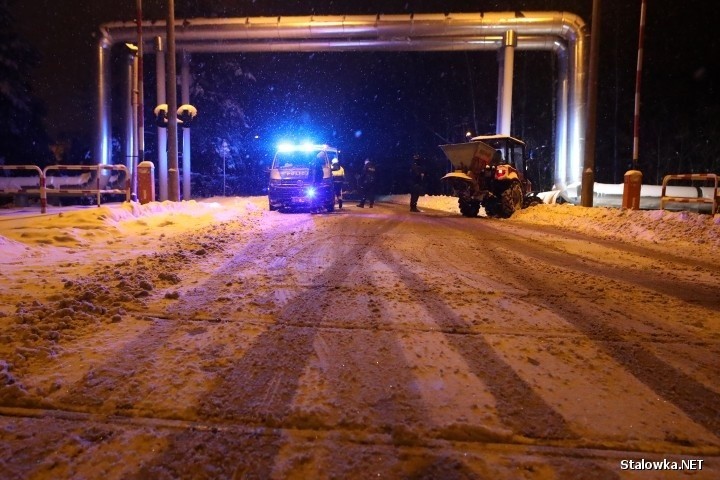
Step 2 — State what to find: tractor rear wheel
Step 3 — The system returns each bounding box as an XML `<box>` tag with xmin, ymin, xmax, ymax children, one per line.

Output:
<box><xmin>499</xmin><ymin>181</ymin><xmax>523</xmax><ymax>218</ymax></box>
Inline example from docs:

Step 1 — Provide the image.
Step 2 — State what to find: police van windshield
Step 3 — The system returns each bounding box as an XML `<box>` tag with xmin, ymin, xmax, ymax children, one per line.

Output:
<box><xmin>273</xmin><ymin>151</ymin><xmax>328</xmax><ymax>169</ymax></box>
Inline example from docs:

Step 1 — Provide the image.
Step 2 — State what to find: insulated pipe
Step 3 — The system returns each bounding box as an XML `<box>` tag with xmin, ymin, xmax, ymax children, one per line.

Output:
<box><xmin>567</xmin><ymin>22</ymin><xmax>588</xmax><ymax>186</ymax></box>
<box><xmin>99</xmin><ymin>12</ymin><xmax>583</xmax><ymax>43</ymax></box>
<box><xmin>97</xmin><ymin>12</ymin><xmax>587</xmax><ymax>186</ymax></box>
<box><xmin>554</xmin><ymin>41</ymin><xmax>570</xmax><ymax>189</ymax></box>
<box><xmin>125</xmin><ymin>53</ymin><xmax>136</xmax><ymax>176</ymax></box>
<box><xmin>155</xmin><ymin>36</ymin><xmax>168</xmax><ymax>201</ymax></box>
<box><xmin>181</xmin><ymin>51</ymin><xmax>191</xmax><ymax>200</ymax></box>
<box><xmin>96</xmin><ymin>37</ymin><xmax>112</xmax><ymax>165</ymax></box>
<box><xmin>130</xmin><ymin>51</ymin><xmax>139</xmax><ymax>196</ymax></box>
<box><xmin>496</xmin><ymin>47</ymin><xmax>504</xmax><ymax>135</ymax></box>
<box><xmin>497</xmin><ymin>30</ymin><xmax>516</xmax><ymax>136</ymax></box>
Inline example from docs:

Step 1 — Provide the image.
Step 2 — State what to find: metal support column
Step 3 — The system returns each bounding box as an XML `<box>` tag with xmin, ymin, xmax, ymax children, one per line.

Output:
<box><xmin>496</xmin><ymin>30</ymin><xmax>516</xmax><ymax>136</ymax></box>
<box><xmin>155</xmin><ymin>36</ymin><xmax>168</xmax><ymax>201</ymax></box>
<box><xmin>96</xmin><ymin>38</ymin><xmax>112</xmax><ymax>165</ymax></box>
<box><xmin>126</xmin><ymin>52</ymin><xmax>136</xmax><ymax>177</ymax></box>
<box><xmin>166</xmin><ymin>0</ymin><xmax>179</xmax><ymax>201</ymax></box>
<box><xmin>181</xmin><ymin>51</ymin><xmax>191</xmax><ymax>200</ymax></box>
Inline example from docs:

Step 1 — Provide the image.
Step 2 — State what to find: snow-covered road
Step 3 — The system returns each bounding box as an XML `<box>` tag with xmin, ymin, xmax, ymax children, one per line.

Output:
<box><xmin>1</xmin><ymin>197</ymin><xmax>719</xmax><ymax>479</ymax></box>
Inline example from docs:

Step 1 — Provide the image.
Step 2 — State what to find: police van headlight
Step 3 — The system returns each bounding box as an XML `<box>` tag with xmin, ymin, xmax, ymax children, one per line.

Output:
<box><xmin>305</xmin><ymin>186</ymin><xmax>317</xmax><ymax>198</ymax></box>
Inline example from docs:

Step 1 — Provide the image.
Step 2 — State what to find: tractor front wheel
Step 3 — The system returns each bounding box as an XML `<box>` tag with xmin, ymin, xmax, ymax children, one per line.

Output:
<box><xmin>459</xmin><ymin>199</ymin><xmax>480</xmax><ymax>217</ymax></box>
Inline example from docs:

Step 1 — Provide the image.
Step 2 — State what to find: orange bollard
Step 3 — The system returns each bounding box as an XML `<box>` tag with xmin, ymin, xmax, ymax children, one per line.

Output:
<box><xmin>622</xmin><ymin>170</ymin><xmax>642</xmax><ymax>210</ymax></box>
<box><xmin>137</xmin><ymin>161</ymin><xmax>156</xmax><ymax>204</ymax></box>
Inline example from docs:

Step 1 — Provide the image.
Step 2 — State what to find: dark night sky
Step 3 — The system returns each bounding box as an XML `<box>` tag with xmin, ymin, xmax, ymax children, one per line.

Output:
<box><xmin>8</xmin><ymin>0</ymin><xmax>719</xmax><ymax>185</ymax></box>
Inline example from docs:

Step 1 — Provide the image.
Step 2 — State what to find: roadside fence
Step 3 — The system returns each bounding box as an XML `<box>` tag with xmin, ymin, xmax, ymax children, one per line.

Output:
<box><xmin>0</xmin><ymin>164</ymin><xmax>131</xmax><ymax>214</ymax></box>
<box><xmin>660</xmin><ymin>173</ymin><xmax>719</xmax><ymax>214</ymax></box>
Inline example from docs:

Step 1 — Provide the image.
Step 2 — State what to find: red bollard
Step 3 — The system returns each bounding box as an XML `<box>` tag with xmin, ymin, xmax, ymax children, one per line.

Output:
<box><xmin>137</xmin><ymin>161</ymin><xmax>156</xmax><ymax>204</ymax></box>
<box><xmin>622</xmin><ymin>170</ymin><xmax>643</xmax><ymax>210</ymax></box>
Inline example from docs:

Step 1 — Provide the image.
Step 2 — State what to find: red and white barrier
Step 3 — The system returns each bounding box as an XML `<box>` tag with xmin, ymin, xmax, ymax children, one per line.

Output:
<box><xmin>0</xmin><ymin>165</ymin><xmax>45</xmax><ymax>213</ymax></box>
<box><xmin>43</xmin><ymin>164</ymin><xmax>131</xmax><ymax>207</ymax></box>
<box><xmin>1</xmin><ymin>164</ymin><xmax>131</xmax><ymax>213</ymax></box>
<box><xmin>661</xmin><ymin>174</ymin><xmax>719</xmax><ymax>214</ymax></box>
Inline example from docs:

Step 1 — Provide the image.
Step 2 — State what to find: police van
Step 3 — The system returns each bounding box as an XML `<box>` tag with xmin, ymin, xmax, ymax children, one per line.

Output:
<box><xmin>268</xmin><ymin>143</ymin><xmax>337</xmax><ymax>212</ymax></box>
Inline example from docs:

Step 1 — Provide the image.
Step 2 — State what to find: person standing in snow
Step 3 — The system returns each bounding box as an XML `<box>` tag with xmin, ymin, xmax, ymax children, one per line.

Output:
<box><xmin>357</xmin><ymin>158</ymin><xmax>377</xmax><ymax>208</ymax></box>
<box><xmin>314</xmin><ymin>151</ymin><xmax>327</xmax><ymax>185</ymax></box>
<box><xmin>330</xmin><ymin>157</ymin><xmax>345</xmax><ymax>209</ymax></box>
<box><xmin>409</xmin><ymin>153</ymin><xmax>426</xmax><ymax>212</ymax></box>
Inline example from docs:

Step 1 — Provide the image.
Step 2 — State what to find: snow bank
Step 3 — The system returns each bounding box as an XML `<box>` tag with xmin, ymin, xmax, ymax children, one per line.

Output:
<box><xmin>381</xmin><ymin>193</ymin><xmax>720</xmax><ymax>252</ymax></box>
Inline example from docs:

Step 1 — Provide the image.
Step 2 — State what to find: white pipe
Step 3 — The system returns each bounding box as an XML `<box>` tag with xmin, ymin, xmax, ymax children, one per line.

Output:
<box><xmin>181</xmin><ymin>51</ymin><xmax>191</xmax><ymax>200</ymax></box>
<box><xmin>155</xmin><ymin>36</ymin><xmax>168</xmax><ymax>201</ymax></box>
<box><xmin>130</xmin><ymin>53</ymin><xmax>139</xmax><ymax>196</ymax></box>
<box><xmin>498</xmin><ymin>30</ymin><xmax>516</xmax><ymax>135</ymax></box>
<box><xmin>96</xmin><ymin>37</ymin><xmax>111</xmax><ymax>165</ymax></box>
<box><xmin>495</xmin><ymin>48</ymin><xmax>504</xmax><ymax>134</ymax></box>
<box><xmin>553</xmin><ymin>182</ymin><xmax>718</xmax><ymax>212</ymax></box>
<box><xmin>554</xmin><ymin>41</ymin><xmax>569</xmax><ymax>189</ymax></box>
<box><xmin>125</xmin><ymin>54</ymin><xmax>135</xmax><ymax>176</ymax></box>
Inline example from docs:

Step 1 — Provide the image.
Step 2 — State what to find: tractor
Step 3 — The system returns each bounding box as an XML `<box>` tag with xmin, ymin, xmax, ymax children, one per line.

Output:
<box><xmin>440</xmin><ymin>135</ymin><xmax>542</xmax><ymax>218</ymax></box>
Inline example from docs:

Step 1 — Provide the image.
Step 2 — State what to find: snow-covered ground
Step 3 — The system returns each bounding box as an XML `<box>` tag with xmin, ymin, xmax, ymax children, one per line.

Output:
<box><xmin>1</xmin><ymin>195</ymin><xmax>718</xmax><ymax>479</ymax></box>
<box><xmin>3</xmin><ymin>194</ymin><xmax>718</xmax><ymax>260</ymax></box>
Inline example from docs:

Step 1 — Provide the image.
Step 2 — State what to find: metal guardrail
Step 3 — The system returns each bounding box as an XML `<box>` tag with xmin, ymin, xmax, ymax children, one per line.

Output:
<box><xmin>0</xmin><ymin>164</ymin><xmax>131</xmax><ymax>214</ymax></box>
<box><xmin>0</xmin><ymin>165</ymin><xmax>45</xmax><ymax>212</ymax></box>
<box><xmin>660</xmin><ymin>173</ymin><xmax>719</xmax><ymax>214</ymax></box>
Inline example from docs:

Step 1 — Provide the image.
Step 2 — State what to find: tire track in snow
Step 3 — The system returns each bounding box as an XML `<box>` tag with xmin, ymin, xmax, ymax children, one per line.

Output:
<box><xmin>428</xmin><ymin>213</ymin><xmax>718</xmax><ymax>348</ymax></box>
<box><xmin>132</xmin><ymin>214</ymin><xmax>438</xmax><ymax>478</ymax></box>
<box><xmin>371</xmin><ymin>239</ymin><xmax>576</xmax><ymax>441</ymax></box>
<box><xmin>481</xmin><ymin>220</ymin><xmax>720</xmax><ymax>312</ymax></box>
<box><xmin>445</xmin><ymin>217</ymin><xmax>720</xmax><ymax>440</ymax></box>
<box><xmin>39</xmin><ymin>215</ymin><xmax>313</xmax><ymax>413</ymax></box>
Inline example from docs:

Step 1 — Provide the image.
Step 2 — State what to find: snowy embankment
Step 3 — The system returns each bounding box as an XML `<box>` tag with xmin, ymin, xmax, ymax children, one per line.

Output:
<box><xmin>1</xmin><ymin>194</ymin><xmax>719</xmax><ymax>261</ymax></box>
<box><xmin>380</xmin><ymin>194</ymin><xmax>720</xmax><ymax>255</ymax></box>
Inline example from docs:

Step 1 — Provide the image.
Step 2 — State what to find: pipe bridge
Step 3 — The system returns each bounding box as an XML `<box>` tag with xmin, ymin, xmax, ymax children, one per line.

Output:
<box><xmin>97</xmin><ymin>11</ymin><xmax>588</xmax><ymax>199</ymax></box>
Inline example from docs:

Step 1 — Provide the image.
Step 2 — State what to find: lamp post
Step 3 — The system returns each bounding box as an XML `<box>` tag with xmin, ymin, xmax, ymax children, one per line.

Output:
<box><xmin>125</xmin><ymin>43</ymin><xmax>139</xmax><ymax>200</ymax></box>
<box><xmin>166</xmin><ymin>0</ymin><xmax>180</xmax><ymax>201</ymax></box>
<box><xmin>633</xmin><ymin>0</ymin><xmax>647</xmax><ymax>169</ymax></box>
<box><xmin>135</xmin><ymin>0</ymin><xmax>144</xmax><ymax>202</ymax></box>
<box><xmin>581</xmin><ymin>0</ymin><xmax>601</xmax><ymax>207</ymax></box>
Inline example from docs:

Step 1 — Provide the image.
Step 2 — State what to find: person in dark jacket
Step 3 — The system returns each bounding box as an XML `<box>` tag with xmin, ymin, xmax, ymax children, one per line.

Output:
<box><xmin>409</xmin><ymin>154</ymin><xmax>426</xmax><ymax>212</ymax></box>
<box><xmin>357</xmin><ymin>158</ymin><xmax>377</xmax><ymax>208</ymax></box>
